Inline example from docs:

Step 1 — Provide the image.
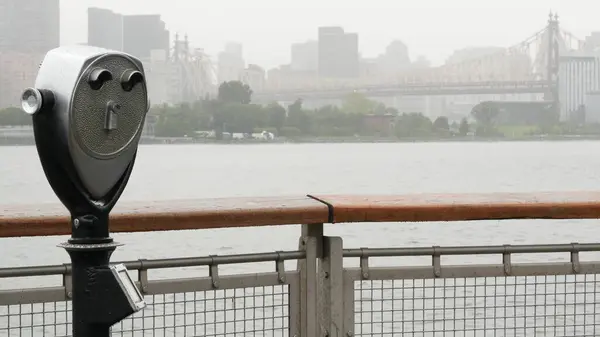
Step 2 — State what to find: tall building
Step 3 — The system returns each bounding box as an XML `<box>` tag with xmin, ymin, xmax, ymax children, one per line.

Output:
<box><xmin>378</xmin><ymin>40</ymin><xmax>410</xmax><ymax>73</ymax></box>
<box><xmin>318</xmin><ymin>27</ymin><xmax>359</xmax><ymax>78</ymax></box>
<box><xmin>87</xmin><ymin>9</ymin><xmax>170</xmax><ymax>61</ymax></box>
<box><xmin>0</xmin><ymin>0</ymin><xmax>60</xmax><ymax>53</ymax></box>
<box><xmin>240</xmin><ymin>64</ymin><xmax>266</xmax><ymax>92</ymax></box>
<box><xmin>217</xmin><ymin>43</ymin><xmax>245</xmax><ymax>84</ymax></box>
<box><xmin>291</xmin><ymin>40</ymin><xmax>318</xmax><ymax>72</ymax></box>
<box><xmin>558</xmin><ymin>56</ymin><xmax>600</xmax><ymax>121</ymax></box>
<box><xmin>88</xmin><ymin>7</ymin><xmax>124</xmax><ymax>51</ymax></box>
<box><xmin>0</xmin><ymin>52</ymin><xmax>44</xmax><ymax>108</ymax></box>
<box><xmin>123</xmin><ymin>15</ymin><xmax>170</xmax><ymax>60</ymax></box>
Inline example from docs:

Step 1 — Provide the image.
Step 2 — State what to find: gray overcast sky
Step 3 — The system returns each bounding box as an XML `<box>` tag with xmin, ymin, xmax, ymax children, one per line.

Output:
<box><xmin>59</xmin><ymin>0</ymin><xmax>596</xmax><ymax>68</ymax></box>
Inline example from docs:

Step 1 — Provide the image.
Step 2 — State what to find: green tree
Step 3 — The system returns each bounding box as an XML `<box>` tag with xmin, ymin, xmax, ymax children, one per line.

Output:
<box><xmin>433</xmin><ymin>116</ymin><xmax>450</xmax><ymax>131</ymax></box>
<box><xmin>218</xmin><ymin>81</ymin><xmax>253</xmax><ymax>104</ymax></box>
<box><xmin>286</xmin><ymin>99</ymin><xmax>310</xmax><ymax>133</ymax></box>
<box><xmin>153</xmin><ymin>102</ymin><xmax>202</xmax><ymax>137</ymax></box>
<box><xmin>459</xmin><ymin>118</ymin><xmax>470</xmax><ymax>136</ymax></box>
<box><xmin>471</xmin><ymin>102</ymin><xmax>500</xmax><ymax>137</ymax></box>
<box><xmin>265</xmin><ymin>102</ymin><xmax>287</xmax><ymax>133</ymax></box>
<box><xmin>342</xmin><ymin>92</ymin><xmax>377</xmax><ymax>114</ymax></box>
<box><xmin>394</xmin><ymin>113</ymin><xmax>434</xmax><ymax>138</ymax></box>
<box><xmin>433</xmin><ymin>116</ymin><xmax>450</xmax><ymax>137</ymax></box>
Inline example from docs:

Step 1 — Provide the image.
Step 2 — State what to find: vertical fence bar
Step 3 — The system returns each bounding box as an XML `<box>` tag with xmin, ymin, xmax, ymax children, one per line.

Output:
<box><xmin>320</xmin><ymin>236</ymin><xmax>344</xmax><ymax>337</ymax></box>
<box><xmin>297</xmin><ymin>224</ymin><xmax>323</xmax><ymax>337</ymax></box>
<box><xmin>289</xmin><ymin>275</ymin><xmax>301</xmax><ymax>337</ymax></box>
<box><xmin>343</xmin><ymin>270</ymin><xmax>355</xmax><ymax>337</ymax></box>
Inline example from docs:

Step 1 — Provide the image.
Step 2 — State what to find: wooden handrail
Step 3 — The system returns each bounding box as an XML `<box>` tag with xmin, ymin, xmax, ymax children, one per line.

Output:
<box><xmin>2</xmin><ymin>192</ymin><xmax>600</xmax><ymax>238</ymax></box>
<box><xmin>0</xmin><ymin>196</ymin><xmax>329</xmax><ymax>238</ymax></box>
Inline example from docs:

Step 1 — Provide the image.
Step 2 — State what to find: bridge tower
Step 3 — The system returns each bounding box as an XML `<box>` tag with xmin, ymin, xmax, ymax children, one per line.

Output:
<box><xmin>544</xmin><ymin>12</ymin><xmax>561</xmax><ymax>103</ymax></box>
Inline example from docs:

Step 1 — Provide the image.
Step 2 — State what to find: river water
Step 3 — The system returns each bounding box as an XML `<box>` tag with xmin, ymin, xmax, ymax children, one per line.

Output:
<box><xmin>2</xmin><ymin>142</ymin><xmax>600</xmax><ymax>336</ymax></box>
<box><xmin>2</xmin><ymin>141</ymin><xmax>600</xmax><ymax>262</ymax></box>
<box><xmin>2</xmin><ymin>141</ymin><xmax>600</xmax><ymax>272</ymax></box>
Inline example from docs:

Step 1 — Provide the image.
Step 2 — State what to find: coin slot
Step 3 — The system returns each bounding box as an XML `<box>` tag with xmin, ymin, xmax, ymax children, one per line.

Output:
<box><xmin>104</xmin><ymin>101</ymin><xmax>121</xmax><ymax>131</ymax></box>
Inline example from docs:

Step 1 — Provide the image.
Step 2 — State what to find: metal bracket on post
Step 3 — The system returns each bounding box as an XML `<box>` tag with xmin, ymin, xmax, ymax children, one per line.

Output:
<box><xmin>502</xmin><ymin>245</ymin><xmax>512</xmax><ymax>276</ymax></box>
<box><xmin>275</xmin><ymin>251</ymin><xmax>286</xmax><ymax>284</ymax></box>
<box><xmin>209</xmin><ymin>256</ymin><xmax>220</xmax><ymax>289</ymax></box>
<box><xmin>137</xmin><ymin>259</ymin><xmax>149</xmax><ymax>294</ymax></box>
<box><xmin>570</xmin><ymin>243</ymin><xmax>580</xmax><ymax>274</ymax></box>
<box><xmin>360</xmin><ymin>248</ymin><xmax>369</xmax><ymax>280</ymax></box>
<box><xmin>432</xmin><ymin>246</ymin><xmax>441</xmax><ymax>278</ymax></box>
<box><xmin>63</xmin><ymin>263</ymin><xmax>73</xmax><ymax>299</ymax></box>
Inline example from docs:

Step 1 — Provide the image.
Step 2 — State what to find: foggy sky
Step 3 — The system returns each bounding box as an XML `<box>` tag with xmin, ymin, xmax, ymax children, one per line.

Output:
<box><xmin>59</xmin><ymin>0</ymin><xmax>596</xmax><ymax>68</ymax></box>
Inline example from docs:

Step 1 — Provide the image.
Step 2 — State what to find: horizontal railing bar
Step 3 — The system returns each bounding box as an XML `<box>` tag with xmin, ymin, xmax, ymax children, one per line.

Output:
<box><xmin>0</xmin><ymin>272</ymin><xmax>301</xmax><ymax>305</ymax></box>
<box><xmin>132</xmin><ymin>250</ymin><xmax>305</xmax><ymax>269</ymax></box>
<box><xmin>0</xmin><ymin>250</ymin><xmax>305</xmax><ymax>278</ymax></box>
<box><xmin>3</xmin><ymin>259</ymin><xmax>599</xmax><ymax>306</ymax></box>
<box><xmin>0</xmin><ymin>195</ymin><xmax>330</xmax><ymax>237</ymax></box>
<box><xmin>344</xmin><ymin>261</ymin><xmax>600</xmax><ymax>280</ymax></box>
<box><xmin>343</xmin><ymin>243</ymin><xmax>600</xmax><ymax>257</ymax></box>
<box><xmin>2</xmin><ymin>242</ymin><xmax>598</xmax><ymax>278</ymax></box>
<box><xmin>0</xmin><ymin>286</ymin><xmax>66</xmax><ymax>305</ymax></box>
<box><xmin>145</xmin><ymin>271</ymin><xmax>299</xmax><ymax>295</ymax></box>
<box><xmin>3</xmin><ymin>191</ymin><xmax>600</xmax><ymax>237</ymax></box>
<box><xmin>309</xmin><ymin>191</ymin><xmax>600</xmax><ymax>224</ymax></box>
<box><xmin>0</xmin><ymin>264</ymin><xmax>70</xmax><ymax>277</ymax></box>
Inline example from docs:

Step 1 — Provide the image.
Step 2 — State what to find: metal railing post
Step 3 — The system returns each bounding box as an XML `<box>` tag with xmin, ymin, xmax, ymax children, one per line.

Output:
<box><xmin>319</xmin><ymin>236</ymin><xmax>344</xmax><ymax>337</ymax></box>
<box><xmin>296</xmin><ymin>223</ymin><xmax>323</xmax><ymax>337</ymax></box>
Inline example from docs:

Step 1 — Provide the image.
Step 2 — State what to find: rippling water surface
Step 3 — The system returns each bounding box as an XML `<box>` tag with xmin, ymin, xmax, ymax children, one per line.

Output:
<box><xmin>1</xmin><ymin>141</ymin><xmax>599</xmax><ymax>272</ymax></box>
<box><xmin>2</xmin><ymin>141</ymin><xmax>600</xmax><ymax>336</ymax></box>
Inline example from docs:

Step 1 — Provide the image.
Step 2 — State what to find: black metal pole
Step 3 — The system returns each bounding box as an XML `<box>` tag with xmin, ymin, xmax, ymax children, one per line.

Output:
<box><xmin>61</xmin><ymin>213</ymin><xmax>119</xmax><ymax>337</ymax></box>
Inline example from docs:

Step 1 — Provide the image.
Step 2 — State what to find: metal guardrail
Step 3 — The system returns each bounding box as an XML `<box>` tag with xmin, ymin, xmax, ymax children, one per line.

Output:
<box><xmin>2</xmin><ymin>193</ymin><xmax>600</xmax><ymax>336</ymax></box>
<box><xmin>2</xmin><ymin>241</ymin><xmax>600</xmax><ymax>336</ymax></box>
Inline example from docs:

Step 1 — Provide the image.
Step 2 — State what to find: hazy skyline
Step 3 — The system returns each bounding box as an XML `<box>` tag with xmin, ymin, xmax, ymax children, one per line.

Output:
<box><xmin>59</xmin><ymin>0</ymin><xmax>596</xmax><ymax>68</ymax></box>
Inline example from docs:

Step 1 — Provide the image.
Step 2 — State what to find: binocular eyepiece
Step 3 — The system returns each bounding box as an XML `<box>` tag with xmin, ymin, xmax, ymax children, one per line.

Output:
<box><xmin>23</xmin><ymin>45</ymin><xmax>149</xmax><ymax>211</ymax></box>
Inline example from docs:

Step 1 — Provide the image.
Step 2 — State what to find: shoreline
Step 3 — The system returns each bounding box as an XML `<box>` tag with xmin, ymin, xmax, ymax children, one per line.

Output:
<box><xmin>3</xmin><ymin>135</ymin><xmax>600</xmax><ymax>146</ymax></box>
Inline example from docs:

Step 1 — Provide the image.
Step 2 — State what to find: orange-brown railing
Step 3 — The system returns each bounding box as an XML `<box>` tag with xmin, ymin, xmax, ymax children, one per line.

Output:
<box><xmin>4</xmin><ymin>191</ymin><xmax>600</xmax><ymax>336</ymax></box>
<box><xmin>2</xmin><ymin>191</ymin><xmax>600</xmax><ymax>237</ymax></box>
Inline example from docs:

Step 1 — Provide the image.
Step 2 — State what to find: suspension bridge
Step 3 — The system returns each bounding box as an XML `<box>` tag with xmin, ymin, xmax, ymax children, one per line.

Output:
<box><xmin>253</xmin><ymin>14</ymin><xmax>587</xmax><ymax>103</ymax></box>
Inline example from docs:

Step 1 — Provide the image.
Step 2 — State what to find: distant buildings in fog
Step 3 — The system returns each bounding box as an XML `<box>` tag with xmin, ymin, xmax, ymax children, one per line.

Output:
<box><xmin>0</xmin><ymin>0</ymin><xmax>60</xmax><ymax>54</ymax></box>
<box><xmin>264</xmin><ymin>27</ymin><xmax>420</xmax><ymax>91</ymax></box>
<box><xmin>218</xmin><ymin>42</ymin><xmax>245</xmax><ymax>84</ymax></box>
<box><xmin>318</xmin><ymin>27</ymin><xmax>360</xmax><ymax>78</ymax></box>
<box><xmin>87</xmin><ymin>7</ymin><xmax>170</xmax><ymax>61</ymax></box>
<box><xmin>291</xmin><ymin>40</ymin><xmax>318</xmax><ymax>73</ymax></box>
<box><xmin>0</xmin><ymin>0</ymin><xmax>60</xmax><ymax>108</ymax></box>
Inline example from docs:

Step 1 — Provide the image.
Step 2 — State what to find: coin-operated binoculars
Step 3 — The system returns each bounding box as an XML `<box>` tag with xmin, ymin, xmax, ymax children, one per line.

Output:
<box><xmin>21</xmin><ymin>45</ymin><xmax>148</xmax><ymax>337</ymax></box>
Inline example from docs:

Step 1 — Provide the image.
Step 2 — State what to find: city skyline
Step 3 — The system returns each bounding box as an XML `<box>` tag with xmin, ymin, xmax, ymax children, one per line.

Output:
<box><xmin>57</xmin><ymin>0</ymin><xmax>597</xmax><ymax>69</ymax></box>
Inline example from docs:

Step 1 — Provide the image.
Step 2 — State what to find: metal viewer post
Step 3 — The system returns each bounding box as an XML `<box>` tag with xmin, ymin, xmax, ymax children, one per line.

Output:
<box><xmin>22</xmin><ymin>45</ymin><xmax>149</xmax><ymax>337</ymax></box>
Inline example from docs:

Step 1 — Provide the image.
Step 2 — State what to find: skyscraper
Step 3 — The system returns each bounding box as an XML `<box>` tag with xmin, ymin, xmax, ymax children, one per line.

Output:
<box><xmin>87</xmin><ymin>9</ymin><xmax>170</xmax><ymax>60</ymax></box>
<box><xmin>318</xmin><ymin>27</ymin><xmax>359</xmax><ymax>78</ymax></box>
<box><xmin>218</xmin><ymin>42</ymin><xmax>245</xmax><ymax>84</ymax></box>
<box><xmin>0</xmin><ymin>0</ymin><xmax>60</xmax><ymax>53</ymax></box>
<box><xmin>291</xmin><ymin>40</ymin><xmax>318</xmax><ymax>72</ymax></box>
<box><xmin>122</xmin><ymin>15</ymin><xmax>170</xmax><ymax>60</ymax></box>
<box><xmin>88</xmin><ymin>7</ymin><xmax>124</xmax><ymax>51</ymax></box>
